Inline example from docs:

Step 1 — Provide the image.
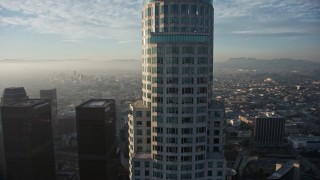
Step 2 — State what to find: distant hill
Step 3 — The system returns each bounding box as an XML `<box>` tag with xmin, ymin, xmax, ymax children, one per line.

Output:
<box><xmin>214</xmin><ymin>58</ymin><xmax>320</xmax><ymax>73</ymax></box>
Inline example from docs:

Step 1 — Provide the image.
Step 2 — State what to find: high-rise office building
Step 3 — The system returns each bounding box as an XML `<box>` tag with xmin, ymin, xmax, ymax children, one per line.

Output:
<box><xmin>1</xmin><ymin>87</ymin><xmax>29</xmax><ymax>180</ymax></box>
<box><xmin>1</xmin><ymin>87</ymin><xmax>28</xmax><ymax>105</ymax></box>
<box><xmin>40</xmin><ymin>89</ymin><xmax>58</xmax><ymax>128</ymax></box>
<box><xmin>76</xmin><ymin>99</ymin><xmax>118</xmax><ymax>180</ymax></box>
<box><xmin>254</xmin><ymin>115</ymin><xmax>285</xmax><ymax>147</ymax></box>
<box><xmin>0</xmin><ymin>99</ymin><xmax>56</xmax><ymax>180</ymax></box>
<box><xmin>129</xmin><ymin>1</ymin><xmax>226</xmax><ymax>179</ymax></box>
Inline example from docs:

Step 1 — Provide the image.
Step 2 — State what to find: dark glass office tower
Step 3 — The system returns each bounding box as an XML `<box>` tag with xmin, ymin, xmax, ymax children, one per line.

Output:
<box><xmin>1</xmin><ymin>87</ymin><xmax>28</xmax><ymax>105</ymax></box>
<box><xmin>1</xmin><ymin>87</ymin><xmax>29</xmax><ymax>180</ymax></box>
<box><xmin>254</xmin><ymin>115</ymin><xmax>285</xmax><ymax>147</ymax></box>
<box><xmin>0</xmin><ymin>99</ymin><xmax>56</xmax><ymax>180</ymax></box>
<box><xmin>76</xmin><ymin>99</ymin><xmax>117</xmax><ymax>180</ymax></box>
<box><xmin>40</xmin><ymin>89</ymin><xmax>58</xmax><ymax>128</ymax></box>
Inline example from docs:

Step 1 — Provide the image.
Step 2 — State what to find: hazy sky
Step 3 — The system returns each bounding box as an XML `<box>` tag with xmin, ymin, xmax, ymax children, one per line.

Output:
<box><xmin>0</xmin><ymin>0</ymin><xmax>319</xmax><ymax>61</ymax></box>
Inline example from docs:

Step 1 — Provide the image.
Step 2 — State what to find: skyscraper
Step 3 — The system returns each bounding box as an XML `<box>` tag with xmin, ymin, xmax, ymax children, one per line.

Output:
<box><xmin>1</xmin><ymin>87</ymin><xmax>28</xmax><ymax>105</ymax></box>
<box><xmin>254</xmin><ymin>115</ymin><xmax>285</xmax><ymax>147</ymax></box>
<box><xmin>76</xmin><ymin>99</ymin><xmax>118</xmax><ymax>180</ymax></box>
<box><xmin>1</xmin><ymin>99</ymin><xmax>56</xmax><ymax>180</ymax></box>
<box><xmin>40</xmin><ymin>89</ymin><xmax>58</xmax><ymax>128</ymax></box>
<box><xmin>1</xmin><ymin>87</ymin><xmax>30</xmax><ymax>180</ymax></box>
<box><xmin>129</xmin><ymin>1</ymin><xmax>226</xmax><ymax>179</ymax></box>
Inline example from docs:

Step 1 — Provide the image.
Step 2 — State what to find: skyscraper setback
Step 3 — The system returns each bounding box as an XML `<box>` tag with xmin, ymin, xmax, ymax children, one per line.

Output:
<box><xmin>129</xmin><ymin>1</ymin><xmax>226</xmax><ymax>179</ymax></box>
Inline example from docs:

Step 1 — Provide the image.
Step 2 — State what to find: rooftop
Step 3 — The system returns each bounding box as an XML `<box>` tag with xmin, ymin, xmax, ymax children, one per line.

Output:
<box><xmin>3</xmin><ymin>99</ymin><xmax>48</xmax><ymax>107</ymax></box>
<box><xmin>266</xmin><ymin>160</ymin><xmax>299</xmax><ymax>179</ymax></box>
<box><xmin>79</xmin><ymin>99</ymin><xmax>114</xmax><ymax>108</ymax></box>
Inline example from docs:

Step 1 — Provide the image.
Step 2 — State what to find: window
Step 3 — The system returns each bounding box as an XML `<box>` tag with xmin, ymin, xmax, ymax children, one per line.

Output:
<box><xmin>137</xmin><ymin>138</ymin><xmax>142</xmax><ymax>144</ymax></box>
<box><xmin>167</xmin><ymin>77</ymin><xmax>179</xmax><ymax>84</ymax></box>
<box><xmin>152</xmin><ymin>136</ymin><xmax>163</xmax><ymax>143</ymax></box>
<box><xmin>166</xmin><ymin>137</ymin><xmax>177</xmax><ymax>144</ymax></box>
<box><xmin>182</xmin><ymin>57</ymin><xmax>194</xmax><ymax>64</ymax></box>
<box><xmin>197</xmin><ymin>77</ymin><xmax>207</xmax><ymax>84</ymax></box>
<box><xmin>167</xmin><ymin>155</ymin><xmax>178</xmax><ymax>162</ymax></box>
<box><xmin>197</xmin><ymin>67</ymin><xmax>208</xmax><ymax>74</ymax></box>
<box><xmin>181</xmin><ymin>155</ymin><xmax>192</xmax><ymax>162</ymax></box>
<box><xmin>182</xmin><ymin>117</ymin><xmax>193</xmax><ymax>123</ymax></box>
<box><xmin>170</xmin><ymin>27</ymin><xmax>179</xmax><ymax>32</ymax></box>
<box><xmin>166</xmin><ymin>67</ymin><xmax>179</xmax><ymax>74</ymax></box>
<box><xmin>198</xmin><ymin>57</ymin><xmax>208</xmax><ymax>64</ymax></box>
<box><xmin>153</xmin><ymin>145</ymin><xmax>163</xmax><ymax>152</ymax></box>
<box><xmin>135</xmin><ymin>170</ymin><xmax>140</xmax><ymax>176</ymax></box>
<box><xmin>153</xmin><ymin>163</ymin><xmax>163</xmax><ymax>170</ymax></box>
<box><xmin>166</xmin><ymin>173</ymin><xmax>177</xmax><ymax>179</ymax></box>
<box><xmin>182</xmin><ymin>87</ymin><xmax>193</xmax><ymax>94</ymax></box>
<box><xmin>134</xmin><ymin>161</ymin><xmax>140</xmax><ymax>167</ymax></box>
<box><xmin>181</xmin><ymin>4</ymin><xmax>189</xmax><ymax>15</ymax></box>
<box><xmin>214</xmin><ymin>130</ymin><xmax>220</xmax><ymax>135</ymax></box>
<box><xmin>136</xmin><ymin>111</ymin><xmax>142</xmax><ymax>117</ymax></box>
<box><xmin>166</xmin><ymin>97</ymin><xmax>178</xmax><ymax>104</ymax></box>
<box><xmin>197</xmin><ymin>97</ymin><xmax>207</xmax><ymax>104</ymax></box>
<box><xmin>170</xmin><ymin>4</ymin><xmax>179</xmax><ymax>14</ymax></box>
<box><xmin>182</xmin><ymin>47</ymin><xmax>194</xmax><ymax>54</ymax></box>
<box><xmin>182</xmin><ymin>97</ymin><xmax>193</xmax><ymax>104</ymax></box>
<box><xmin>197</xmin><ymin>106</ymin><xmax>206</xmax><ymax>113</ymax></box>
<box><xmin>167</xmin><ymin>107</ymin><xmax>178</xmax><ymax>114</ymax></box>
<box><xmin>145</xmin><ymin>161</ymin><xmax>150</xmax><ymax>168</ymax></box>
<box><xmin>208</xmin><ymin>170</ymin><xmax>212</xmax><ymax>176</ymax></box>
<box><xmin>196</xmin><ymin>145</ymin><xmax>205</xmax><ymax>152</ymax></box>
<box><xmin>166</xmin><ymin>117</ymin><xmax>178</xmax><ymax>123</ymax></box>
<box><xmin>196</xmin><ymin>154</ymin><xmax>204</xmax><ymax>160</ymax></box>
<box><xmin>217</xmin><ymin>171</ymin><xmax>223</xmax><ymax>176</ymax></box>
<box><xmin>196</xmin><ymin>127</ymin><xmax>206</xmax><ymax>134</ymax></box>
<box><xmin>145</xmin><ymin>170</ymin><xmax>149</xmax><ymax>176</ymax></box>
<box><xmin>166</xmin><ymin>128</ymin><xmax>178</xmax><ymax>134</ymax></box>
<box><xmin>137</xmin><ymin>129</ymin><xmax>142</xmax><ymax>135</ymax></box>
<box><xmin>170</xmin><ymin>17</ymin><xmax>179</xmax><ymax>24</ymax></box>
<box><xmin>182</xmin><ymin>107</ymin><xmax>193</xmax><ymax>114</ymax></box>
<box><xmin>181</xmin><ymin>17</ymin><xmax>189</xmax><ymax>24</ymax></box>
<box><xmin>167</xmin><ymin>87</ymin><xmax>178</xmax><ymax>94</ymax></box>
<box><xmin>153</xmin><ymin>127</ymin><xmax>163</xmax><ymax>133</ymax></box>
<box><xmin>181</xmin><ymin>146</ymin><xmax>192</xmax><ymax>153</ymax></box>
<box><xmin>153</xmin><ymin>154</ymin><xmax>163</xmax><ymax>161</ymax></box>
<box><xmin>166</xmin><ymin>46</ymin><xmax>179</xmax><ymax>54</ymax></box>
<box><xmin>181</xmin><ymin>137</ymin><xmax>193</xmax><ymax>144</ymax></box>
<box><xmin>166</xmin><ymin>165</ymin><xmax>177</xmax><ymax>171</ymax></box>
<box><xmin>191</xmin><ymin>5</ymin><xmax>197</xmax><ymax>15</ymax></box>
<box><xmin>182</xmin><ymin>128</ymin><xmax>193</xmax><ymax>134</ymax></box>
<box><xmin>182</xmin><ymin>67</ymin><xmax>194</xmax><ymax>74</ymax></box>
<box><xmin>137</xmin><ymin>146</ymin><xmax>142</xmax><ymax>152</ymax></box>
<box><xmin>197</xmin><ymin>87</ymin><xmax>207</xmax><ymax>94</ymax></box>
<box><xmin>181</xmin><ymin>165</ymin><xmax>192</xmax><ymax>171</ymax></box>
<box><xmin>198</xmin><ymin>47</ymin><xmax>208</xmax><ymax>54</ymax></box>
<box><xmin>136</xmin><ymin>121</ymin><xmax>142</xmax><ymax>126</ymax></box>
<box><xmin>166</xmin><ymin>147</ymin><xmax>178</xmax><ymax>153</ymax></box>
<box><xmin>182</xmin><ymin>77</ymin><xmax>193</xmax><ymax>84</ymax></box>
<box><xmin>217</xmin><ymin>161</ymin><xmax>224</xmax><ymax>168</ymax></box>
<box><xmin>214</xmin><ymin>138</ymin><xmax>220</xmax><ymax>144</ymax></box>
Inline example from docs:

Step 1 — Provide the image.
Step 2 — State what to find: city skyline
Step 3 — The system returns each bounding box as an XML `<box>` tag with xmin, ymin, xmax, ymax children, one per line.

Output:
<box><xmin>1</xmin><ymin>0</ymin><xmax>320</xmax><ymax>62</ymax></box>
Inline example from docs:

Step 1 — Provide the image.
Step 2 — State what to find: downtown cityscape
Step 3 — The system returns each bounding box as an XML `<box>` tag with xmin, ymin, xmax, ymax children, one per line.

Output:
<box><xmin>1</xmin><ymin>0</ymin><xmax>320</xmax><ymax>180</ymax></box>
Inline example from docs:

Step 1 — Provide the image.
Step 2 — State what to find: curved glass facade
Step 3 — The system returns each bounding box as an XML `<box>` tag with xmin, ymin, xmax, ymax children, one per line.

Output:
<box><xmin>130</xmin><ymin>0</ymin><xmax>217</xmax><ymax>180</ymax></box>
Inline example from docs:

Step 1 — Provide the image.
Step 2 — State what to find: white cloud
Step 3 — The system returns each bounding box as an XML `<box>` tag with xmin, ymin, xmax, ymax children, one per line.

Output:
<box><xmin>0</xmin><ymin>0</ymin><xmax>319</xmax><ymax>40</ymax></box>
<box><xmin>0</xmin><ymin>0</ymin><xmax>142</xmax><ymax>40</ymax></box>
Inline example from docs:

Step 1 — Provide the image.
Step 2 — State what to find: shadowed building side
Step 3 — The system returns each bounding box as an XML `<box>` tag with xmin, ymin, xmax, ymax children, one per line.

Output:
<box><xmin>76</xmin><ymin>99</ymin><xmax>119</xmax><ymax>180</ymax></box>
<box><xmin>1</xmin><ymin>99</ymin><xmax>56</xmax><ymax>180</ymax></box>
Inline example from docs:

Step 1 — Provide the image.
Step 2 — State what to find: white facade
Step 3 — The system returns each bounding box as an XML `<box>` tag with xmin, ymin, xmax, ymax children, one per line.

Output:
<box><xmin>129</xmin><ymin>0</ymin><xmax>226</xmax><ymax>179</ymax></box>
